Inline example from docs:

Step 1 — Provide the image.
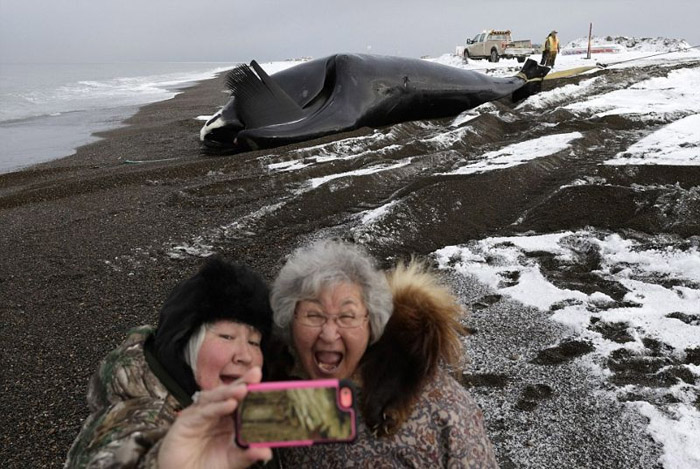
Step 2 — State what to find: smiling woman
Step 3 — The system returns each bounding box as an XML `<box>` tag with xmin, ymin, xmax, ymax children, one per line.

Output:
<box><xmin>65</xmin><ymin>258</ymin><xmax>275</xmax><ymax>468</ymax></box>
<box><xmin>193</xmin><ymin>321</ymin><xmax>264</xmax><ymax>389</ymax></box>
<box><xmin>292</xmin><ymin>282</ymin><xmax>372</xmax><ymax>380</ymax></box>
<box><xmin>270</xmin><ymin>239</ymin><xmax>498</xmax><ymax>468</ymax></box>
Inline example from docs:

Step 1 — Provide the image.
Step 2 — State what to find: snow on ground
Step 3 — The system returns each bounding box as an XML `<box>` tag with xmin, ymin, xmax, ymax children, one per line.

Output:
<box><xmin>417</xmin><ymin>38</ymin><xmax>700</xmax><ymax>468</ymax></box>
<box><xmin>519</xmin><ymin>76</ymin><xmax>602</xmax><ymax>111</ymax></box>
<box><xmin>181</xmin><ymin>39</ymin><xmax>700</xmax><ymax>467</ymax></box>
<box><xmin>427</xmin><ymin>37</ymin><xmax>700</xmax><ymax>469</ymax></box>
<box><xmin>258</xmin><ymin>36</ymin><xmax>700</xmax><ymax>182</ymax></box>
<box><xmin>631</xmin><ymin>401</ymin><xmax>700</xmax><ymax>469</ymax></box>
<box><xmin>564</xmin><ymin>66</ymin><xmax>700</xmax><ymax>118</ymax></box>
<box><xmin>435</xmin><ymin>231</ymin><xmax>700</xmax><ymax>345</ymax></box>
<box><xmin>605</xmin><ymin>114</ymin><xmax>700</xmax><ymax>165</ymax></box>
<box><xmin>305</xmin><ymin>158</ymin><xmax>411</xmax><ymax>190</ymax></box>
<box><xmin>564</xmin><ymin>36</ymin><xmax>695</xmax><ymax>54</ymax></box>
<box><xmin>432</xmin><ymin>35</ymin><xmax>700</xmax><ymax>74</ymax></box>
<box><xmin>442</xmin><ymin>132</ymin><xmax>583</xmax><ymax>175</ymax></box>
<box><xmin>240</xmin><ymin>38</ymin><xmax>700</xmax><ymax>185</ymax></box>
<box><xmin>434</xmin><ymin>230</ymin><xmax>700</xmax><ymax>469</ymax></box>
<box><xmin>267</xmin><ymin>135</ymin><xmax>400</xmax><ymax>174</ymax></box>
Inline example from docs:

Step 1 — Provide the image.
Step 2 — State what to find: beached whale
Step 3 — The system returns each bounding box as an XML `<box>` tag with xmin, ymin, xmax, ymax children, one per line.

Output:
<box><xmin>200</xmin><ymin>53</ymin><xmax>549</xmax><ymax>152</ymax></box>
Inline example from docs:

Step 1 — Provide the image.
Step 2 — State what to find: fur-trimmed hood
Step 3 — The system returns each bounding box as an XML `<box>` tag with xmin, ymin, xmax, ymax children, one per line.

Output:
<box><xmin>360</xmin><ymin>260</ymin><xmax>465</xmax><ymax>436</ymax></box>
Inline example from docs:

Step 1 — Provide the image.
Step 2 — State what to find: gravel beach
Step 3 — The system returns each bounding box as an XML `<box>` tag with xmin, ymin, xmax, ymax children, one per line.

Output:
<box><xmin>2</xmin><ymin>60</ymin><xmax>698</xmax><ymax>468</ymax></box>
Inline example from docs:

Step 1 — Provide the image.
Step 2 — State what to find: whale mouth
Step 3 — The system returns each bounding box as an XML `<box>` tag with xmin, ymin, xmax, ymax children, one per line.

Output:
<box><xmin>201</xmin><ymin>126</ymin><xmax>242</xmax><ymax>151</ymax></box>
<box><xmin>200</xmin><ymin>108</ymin><xmax>245</xmax><ymax>151</ymax></box>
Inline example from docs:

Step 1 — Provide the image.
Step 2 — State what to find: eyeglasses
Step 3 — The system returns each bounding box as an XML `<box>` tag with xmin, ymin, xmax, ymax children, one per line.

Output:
<box><xmin>295</xmin><ymin>311</ymin><xmax>369</xmax><ymax>329</ymax></box>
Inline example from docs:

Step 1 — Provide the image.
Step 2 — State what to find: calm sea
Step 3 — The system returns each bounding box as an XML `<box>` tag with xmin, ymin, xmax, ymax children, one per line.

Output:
<box><xmin>0</xmin><ymin>62</ymin><xmax>235</xmax><ymax>174</ymax></box>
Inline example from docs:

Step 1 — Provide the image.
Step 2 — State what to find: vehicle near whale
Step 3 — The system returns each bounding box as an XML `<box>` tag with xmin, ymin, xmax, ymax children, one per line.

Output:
<box><xmin>456</xmin><ymin>30</ymin><xmax>536</xmax><ymax>63</ymax></box>
<box><xmin>200</xmin><ymin>53</ymin><xmax>549</xmax><ymax>153</ymax></box>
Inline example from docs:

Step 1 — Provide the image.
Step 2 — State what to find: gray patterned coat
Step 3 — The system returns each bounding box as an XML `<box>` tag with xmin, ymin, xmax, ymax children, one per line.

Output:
<box><xmin>278</xmin><ymin>368</ymin><xmax>498</xmax><ymax>468</ymax></box>
<box><xmin>278</xmin><ymin>261</ymin><xmax>499</xmax><ymax>468</ymax></box>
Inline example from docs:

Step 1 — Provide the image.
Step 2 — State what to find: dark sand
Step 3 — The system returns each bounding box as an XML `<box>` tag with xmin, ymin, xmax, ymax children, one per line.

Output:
<box><xmin>2</xmin><ymin>62</ymin><xmax>698</xmax><ymax>468</ymax></box>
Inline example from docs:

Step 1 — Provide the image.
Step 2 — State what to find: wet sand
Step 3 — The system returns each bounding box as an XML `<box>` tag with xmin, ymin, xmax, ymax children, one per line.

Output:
<box><xmin>0</xmin><ymin>73</ymin><xmax>289</xmax><ymax>467</ymax></box>
<box><xmin>1</xmin><ymin>63</ymin><xmax>697</xmax><ymax>467</ymax></box>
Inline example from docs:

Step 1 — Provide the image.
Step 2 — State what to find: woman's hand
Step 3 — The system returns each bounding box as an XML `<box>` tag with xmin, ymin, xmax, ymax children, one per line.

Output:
<box><xmin>158</xmin><ymin>367</ymin><xmax>272</xmax><ymax>469</ymax></box>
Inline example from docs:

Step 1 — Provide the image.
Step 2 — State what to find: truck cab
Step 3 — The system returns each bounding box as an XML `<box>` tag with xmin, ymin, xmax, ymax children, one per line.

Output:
<box><xmin>466</xmin><ymin>31</ymin><xmax>511</xmax><ymax>60</ymax></box>
<box><xmin>456</xmin><ymin>29</ymin><xmax>534</xmax><ymax>63</ymax></box>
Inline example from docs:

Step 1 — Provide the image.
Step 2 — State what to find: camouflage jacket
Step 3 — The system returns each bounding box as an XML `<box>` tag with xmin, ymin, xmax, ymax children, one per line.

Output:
<box><xmin>64</xmin><ymin>326</ymin><xmax>188</xmax><ymax>468</ymax></box>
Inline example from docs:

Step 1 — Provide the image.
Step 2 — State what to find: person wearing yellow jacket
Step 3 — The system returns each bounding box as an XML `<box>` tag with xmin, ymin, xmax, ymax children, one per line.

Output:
<box><xmin>540</xmin><ymin>30</ymin><xmax>561</xmax><ymax>67</ymax></box>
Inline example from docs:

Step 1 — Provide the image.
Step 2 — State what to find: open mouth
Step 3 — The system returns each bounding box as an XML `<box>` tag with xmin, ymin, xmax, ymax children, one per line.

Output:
<box><xmin>200</xmin><ymin>119</ymin><xmax>246</xmax><ymax>151</ymax></box>
<box><xmin>314</xmin><ymin>351</ymin><xmax>343</xmax><ymax>374</ymax></box>
<box><xmin>220</xmin><ymin>374</ymin><xmax>240</xmax><ymax>385</ymax></box>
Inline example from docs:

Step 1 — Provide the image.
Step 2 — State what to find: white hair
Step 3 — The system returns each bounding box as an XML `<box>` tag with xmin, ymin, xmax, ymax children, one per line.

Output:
<box><xmin>184</xmin><ymin>324</ymin><xmax>208</xmax><ymax>377</ymax></box>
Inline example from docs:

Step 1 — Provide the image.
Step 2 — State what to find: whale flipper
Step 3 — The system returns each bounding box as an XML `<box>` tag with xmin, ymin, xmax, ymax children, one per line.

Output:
<box><xmin>225</xmin><ymin>61</ymin><xmax>304</xmax><ymax>129</ymax></box>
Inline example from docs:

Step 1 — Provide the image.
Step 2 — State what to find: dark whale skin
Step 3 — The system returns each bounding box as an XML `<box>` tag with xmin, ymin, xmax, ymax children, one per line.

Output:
<box><xmin>201</xmin><ymin>53</ymin><xmax>548</xmax><ymax>152</ymax></box>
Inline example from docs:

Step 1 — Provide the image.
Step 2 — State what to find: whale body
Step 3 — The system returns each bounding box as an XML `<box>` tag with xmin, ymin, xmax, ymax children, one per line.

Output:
<box><xmin>200</xmin><ymin>53</ymin><xmax>548</xmax><ymax>152</ymax></box>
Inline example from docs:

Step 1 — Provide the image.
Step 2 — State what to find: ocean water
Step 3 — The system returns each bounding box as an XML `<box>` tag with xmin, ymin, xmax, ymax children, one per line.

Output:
<box><xmin>0</xmin><ymin>62</ymin><xmax>235</xmax><ymax>174</ymax></box>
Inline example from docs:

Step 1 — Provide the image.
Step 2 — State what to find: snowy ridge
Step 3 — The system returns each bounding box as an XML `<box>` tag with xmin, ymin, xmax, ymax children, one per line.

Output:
<box><xmin>435</xmin><ymin>230</ymin><xmax>700</xmax><ymax>469</ymax></box>
<box><xmin>165</xmin><ymin>37</ymin><xmax>700</xmax><ymax>468</ymax></box>
<box><xmin>563</xmin><ymin>36</ymin><xmax>695</xmax><ymax>53</ymax></box>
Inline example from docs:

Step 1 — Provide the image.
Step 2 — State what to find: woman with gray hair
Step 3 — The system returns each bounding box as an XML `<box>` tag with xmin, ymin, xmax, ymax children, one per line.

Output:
<box><xmin>270</xmin><ymin>239</ymin><xmax>498</xmax><ymax>467</ymax></box>
<box><xmin>271</xmin><ymin>238</ymin><xmax>393</xmax><ymax>348</ymax></box>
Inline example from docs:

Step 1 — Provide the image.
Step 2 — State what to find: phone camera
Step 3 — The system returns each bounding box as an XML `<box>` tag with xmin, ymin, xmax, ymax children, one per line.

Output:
<box><xmin>339</xmin><ymin>387</ymin><xmax>353</xmax><ymax>408</ymax></box>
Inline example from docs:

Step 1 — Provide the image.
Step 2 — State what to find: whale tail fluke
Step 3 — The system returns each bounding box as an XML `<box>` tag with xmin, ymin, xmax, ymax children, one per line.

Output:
<box><xmin>511</xmin><ymin>59</ymin><xmax>550</xmax><ymax>102</ymax></box>
<box><xmin>516</xmin><ymin>58</ymin><xmax>551</xmax><ymax>81</ymax></box>
<box><xmin>225</xmin><ymin>61</ymin><xmax>304</xmax><ymax>129</ymax></box>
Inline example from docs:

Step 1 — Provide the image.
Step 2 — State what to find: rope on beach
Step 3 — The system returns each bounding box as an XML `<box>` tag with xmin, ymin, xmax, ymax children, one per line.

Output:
<box><xmin>546</xmin><ymin>44</ymin><xmax>700</xmax><ymax>80</ymax></box>
<box><xmin>122</xmin><ymin>157</ymin><xmax>182</xmax><ymax>164</ymax></box>
<box><xmin>543</xmin><ymin>65</ymin><xmax>601</xmax><ymax>80</ymax></box>
<box><xmin>597</xmin><ymin>43</ymin><xmax>700</xmax><ymax>68</ymax></box>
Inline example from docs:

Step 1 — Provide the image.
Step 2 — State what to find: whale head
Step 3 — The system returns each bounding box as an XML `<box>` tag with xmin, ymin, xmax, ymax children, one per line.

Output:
<box><xmin>200</xmin><ymin>97</ymin><xmax>245</xmax><ymax>151</ymax></box>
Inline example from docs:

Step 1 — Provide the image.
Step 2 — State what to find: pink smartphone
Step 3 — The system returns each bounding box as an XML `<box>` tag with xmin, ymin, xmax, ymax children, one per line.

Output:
<box><xmin>234</xmin><ymin>379</ymin><xmax>357</xmax><ymax>448</ymax></box>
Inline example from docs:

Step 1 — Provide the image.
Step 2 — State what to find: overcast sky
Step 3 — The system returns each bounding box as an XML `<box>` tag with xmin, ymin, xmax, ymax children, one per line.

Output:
<box><xmin>1</xmin><ymin>0</ymin><xmax>698</xmax><ymax>64</ymax></box>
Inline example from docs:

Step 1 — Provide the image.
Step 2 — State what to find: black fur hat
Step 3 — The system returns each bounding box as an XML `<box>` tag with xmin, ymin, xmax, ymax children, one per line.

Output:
<box><xmin>151</xmin><ymin>257</ymin><xmax>273</xmax><ymax>397</ymax></box>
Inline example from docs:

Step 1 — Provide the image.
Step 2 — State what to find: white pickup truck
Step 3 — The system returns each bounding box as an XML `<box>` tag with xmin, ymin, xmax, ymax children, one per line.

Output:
<box><xmin>455</xmin><ymin>30</ymin><xmax>536</xmax><ymax>63</ymax></box>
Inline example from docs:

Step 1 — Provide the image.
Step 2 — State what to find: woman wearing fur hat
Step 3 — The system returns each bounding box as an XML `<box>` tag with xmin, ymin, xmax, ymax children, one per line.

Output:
<box><xmin>270</xmin><ymin>240</ymin><xmax>498</xmax><ymax>468</ymax></box>
<box><xmin>65</xmin><ymin>258</ymin><xmax>275</xmax><ymax>468</ymax></box>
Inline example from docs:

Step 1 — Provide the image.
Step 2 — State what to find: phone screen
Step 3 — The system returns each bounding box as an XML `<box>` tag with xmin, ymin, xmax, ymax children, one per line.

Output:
<box><xmin>235</xmin><ymin>379</ymin><xmax>357</xmax><ymax>448</ymax></box>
